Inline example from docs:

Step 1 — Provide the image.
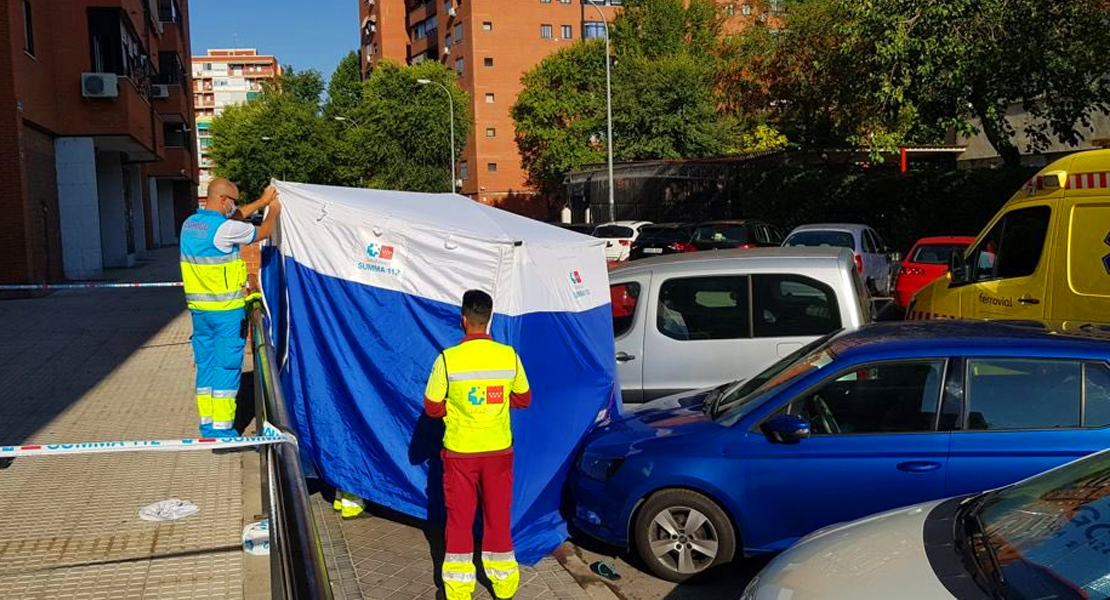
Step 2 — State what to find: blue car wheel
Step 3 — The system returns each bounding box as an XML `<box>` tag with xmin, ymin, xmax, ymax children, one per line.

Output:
<box><xmin>633</xmin><ymin>489</ymin><xmax>736</xmax><ymax>582</ymax></box>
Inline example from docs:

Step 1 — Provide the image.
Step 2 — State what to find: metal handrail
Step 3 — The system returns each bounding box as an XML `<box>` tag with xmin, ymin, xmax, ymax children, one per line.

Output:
<box><xmin>248</xmin><ymin>300</ymin><xmax>333</xmax><ymax>600</ymax></box>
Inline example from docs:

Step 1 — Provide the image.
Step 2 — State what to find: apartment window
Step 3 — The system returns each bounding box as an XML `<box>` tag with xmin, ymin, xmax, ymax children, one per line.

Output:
<box><xmin>455</xmin><ymin>57</ymin><xmax>464</xmax><ymax>75</ymax></box>
<box><xmin>459</xmin><ymin>161</ymin><xmax>469</xmax><ymax>180</ymax></box>
<box><xmin>444</xmin><ymin>0</ymin><xmax>451</xmax><ymax>12</ymax></box>
<box><xmin>482</xmin><ymin>21</ymin><xmax>492</xmax><ymax>31</ymax></box>
<box><xmin>741</xmin><ymin>3</ymin><xmax>752</xmax><ymax>15</ymax></box>
<box><xmin>22</xmin><ymin>1</ymin><xmax>34</xmax><ymax>56</ymax></box>
<box><xmin>584</xmin><ymin>0</ymin><xmax>622</xmax><ymax>4</ymax></box>
<box><xmin>541</xmin><ymin>0</ymin><xmax>551</xmax><ymax>3</ymax></box>
<box><xmin>562</xmin><ymin>25</ymin><xmax>572</xmax><ymax>39</ymax></box>
<box><xmin>158</xmin><ymin>0</ymin><xmax>181</xmax><ymax>23</ymax></box>
<box><xmin>484</xmin><ymin>57</ymin><xmax>494</xmax><ymax>68</ymax></box>
<box><xmin>156</xmin><ymin>52</ymin><xmax>186</xmax><ymax>85</ymax></box>
<box><xmin>583</xmin><ymin>21</ymin><xmax>607</xmax><ymax>40</ymax></box>
<box><xmin>488</xmin><ymin>163</ymin><xmax>498</xmax><ymax>172</ymax></box>
<box><xmin>413</xmin><ymin>15</ymin><xmax>438</xmax><ymax>40</ymax></box>
<box><xmin>445</xmin><ymin>33</ymin><xmax>452</xmax><ymax>46</ymax></box>
<box><xmin>485</xmin><ymin>93</ymin><xmax>495</xmax><ymax>103</ymax></box>
<box><xmin>164</xmin><ymin>123</ymin><xmax>187</xmax><ymax>148</ymax></box>
<box><xmin>88</xmin><ymin>8</ymin><xmax>148</xmax><ymax>83</ymax></box>
<box><xmin>724</xmin><ymin>3</ymin><xmax>736</xmax><ymax>16</ymax></box>
<box><xmin>453</xmin><ymin>23</ymin><xmax>463</xmax><ymax>43</ymax></box>
<box><xmin>486</xmin><ymin>127</ymin><xmax>496</xmax><ymax>138</ymax></box>
<box><xmin>541</xmin><ymin>24</ymin><xmax>553</xmax><ymax>39</ymax></box>
<box><xmin>769</xmin><ymin>0</ymin><xmax>784</xmax><ymax>15</ymax></box>
<box><xmin>560</xmin><ymin>0</ymin><xmax>571</xmax><ymax>3</ymax></box>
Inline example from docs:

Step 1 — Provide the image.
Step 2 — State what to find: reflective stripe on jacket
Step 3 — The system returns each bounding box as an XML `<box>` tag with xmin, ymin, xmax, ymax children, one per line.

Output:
<box><xmin>179</xmin><ymin>210</ymin><xmax>248</xmax><ymax>312</ymax></box>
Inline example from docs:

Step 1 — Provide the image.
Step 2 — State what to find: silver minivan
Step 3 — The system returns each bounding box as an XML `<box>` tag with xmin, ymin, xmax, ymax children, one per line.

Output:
<box><xmin>609</xmin><ymin>248</ymin><xmax>870</xmax><ymax>403</ymax></box>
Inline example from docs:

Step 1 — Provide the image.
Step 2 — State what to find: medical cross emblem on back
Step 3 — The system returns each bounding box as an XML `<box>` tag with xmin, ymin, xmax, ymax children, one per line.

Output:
<box><xmin>467</xmin><ymin>386</ymin><xmax>505</xmax><ymax>406</ymax></box>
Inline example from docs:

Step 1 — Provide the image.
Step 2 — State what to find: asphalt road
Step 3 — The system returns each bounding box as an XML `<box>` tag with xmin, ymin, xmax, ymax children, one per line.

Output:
<box><xmin>566</xmin><ymin>532</ymin><xmax>771</xmax><ymax>600</ymax></box>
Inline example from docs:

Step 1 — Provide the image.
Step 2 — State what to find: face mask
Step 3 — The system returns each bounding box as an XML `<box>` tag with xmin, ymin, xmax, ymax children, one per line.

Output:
<box><xmin>224</xmin><ymin>201</ymin><xmax>237</xmax><ymax>218</ymax></box>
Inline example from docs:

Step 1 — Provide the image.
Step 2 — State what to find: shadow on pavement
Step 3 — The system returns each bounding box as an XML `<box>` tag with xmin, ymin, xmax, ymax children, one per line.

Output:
<box><xmin>0</xmin><ymin>249</ymin><xmax>187</xmax><ymax>447</ymax></box>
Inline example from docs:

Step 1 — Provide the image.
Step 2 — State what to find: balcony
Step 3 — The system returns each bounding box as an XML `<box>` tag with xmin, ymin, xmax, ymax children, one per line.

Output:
<box><xmin>63</xmin><ymin>77</ymin><xmax>157</xmax><ymax>160</ymax></box>
<box><xmin>147</xmin><ymin>146</ymin><xmax>196</xmax><ymax>181</ymax></box>
<box><xmin>154</xmin><ymin>83</ymin><xmax>189</xmax><ymax>119</ymax></box>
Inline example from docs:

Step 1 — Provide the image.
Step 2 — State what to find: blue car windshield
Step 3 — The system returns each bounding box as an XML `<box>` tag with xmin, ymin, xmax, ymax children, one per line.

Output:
<box><xmin>713</xmin><ymin>333</ymin><xmax>838</xmax><ymax>423</ymax></box>
<box><xmin>963</xmin><ymin>450</ymin><xmax>1110</xmax><ymax>599</ymax></box>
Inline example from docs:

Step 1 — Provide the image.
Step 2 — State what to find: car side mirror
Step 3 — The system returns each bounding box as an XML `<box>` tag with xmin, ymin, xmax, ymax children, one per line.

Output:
<box><xmin>948</xmin><ymin>251</ymin><xmax>968</xmax><ymax>286</ymax></box>
<box><xmin>761</xmin><ymin>415</ymin><xmax>811</xmax><ymax>444</ymax></box>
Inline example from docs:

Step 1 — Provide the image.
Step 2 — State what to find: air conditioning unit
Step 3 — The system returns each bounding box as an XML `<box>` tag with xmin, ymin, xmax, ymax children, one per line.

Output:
<box><xmin>449</xmin><ymin>6</ymin><xmax>457</xmax><ymax>16</ymax></box>
<box><xmin>151</xmin><ymin>84</ymin><xmax>171</xmax><ymax>99</ymax></box>
<box><xmin>82</xmin><ymin>73</ymin><xmax>119</xmax><ymax>98</ymax></box>
<box><xmin>443</xmin><ymin>46</ymin><xmax>450</xmax><ymax>56</ymax></box>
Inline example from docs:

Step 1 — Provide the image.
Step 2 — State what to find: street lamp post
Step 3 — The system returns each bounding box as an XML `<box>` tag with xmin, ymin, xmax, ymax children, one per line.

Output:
<box><xmin>260</xmin><ymin>136</ymin><xmax>286</xmax><ymax>180</ymax></box>
<box><xmin>416</xmin><ymin>79</ymin><xmax>457</xmax><ymax>194</ymax></box>
<box><xmin>334</xmin><ymin>117</ymin><xmax>367</xmax><ymax>186</ymax></box>
<box><xmin>587</xmin><ymin>2</ymin><xmax>616</xmax><ymax>222</ymax></box>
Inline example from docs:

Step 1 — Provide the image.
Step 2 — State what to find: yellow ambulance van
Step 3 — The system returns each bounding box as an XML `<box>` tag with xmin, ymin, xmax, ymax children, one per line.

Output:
<box><xmin>907</xmin><ymin>148</ymin><xmax>1110</xmax><ymax>326</ymax></box>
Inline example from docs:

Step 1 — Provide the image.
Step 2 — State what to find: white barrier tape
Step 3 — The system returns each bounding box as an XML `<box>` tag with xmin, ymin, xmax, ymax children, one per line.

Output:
<box><xmin>0</xmin><ymin>282</ymin><xmax>184</xmax><ymax>291</ymax></box>
<box><xmin>1</xmin><ymin>422</ymin><xmax>290</xmax><ymax>459</ymax></box>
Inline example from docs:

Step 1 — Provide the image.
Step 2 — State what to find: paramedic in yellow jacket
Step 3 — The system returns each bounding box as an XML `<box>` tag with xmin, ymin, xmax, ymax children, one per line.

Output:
<box><xmin>424</xmin><ymin>290</ymin><xmax>532</xmax><ymax>600</ymax></box>
<box><xmin>179</xmin><ymin>178</ymin><xmax>279</xmax><ymax>438</ymax></box>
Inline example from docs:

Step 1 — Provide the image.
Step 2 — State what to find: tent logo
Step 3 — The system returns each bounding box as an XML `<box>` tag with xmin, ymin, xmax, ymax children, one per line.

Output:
<box><xmin>569</xmin><ymin>270</ymin><xmax>591</xmax><ymax>299</ymax></box>
<box><xmin>366</xmin><ymin>243</ymin><xmax>394</xmax><ymax>261</ymax></box>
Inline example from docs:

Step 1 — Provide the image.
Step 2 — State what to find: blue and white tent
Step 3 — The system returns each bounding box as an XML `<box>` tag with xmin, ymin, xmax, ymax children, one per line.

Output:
<box><xmin>260</xmin><ymin>181</ymin><xmax>617</xmax><ymax>564</ymax></box>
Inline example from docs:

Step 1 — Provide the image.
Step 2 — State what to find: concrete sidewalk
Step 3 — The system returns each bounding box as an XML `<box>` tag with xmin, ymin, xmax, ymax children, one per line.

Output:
<box><xmin>0</xmin><ymin>248</ymin><xmax>267</xmax><ymax>599</ymax></box>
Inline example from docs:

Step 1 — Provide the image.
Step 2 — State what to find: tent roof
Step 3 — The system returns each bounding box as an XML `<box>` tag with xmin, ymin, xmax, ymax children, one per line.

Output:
<box><xmin>275</xmin><ymin>181</ymin><xmax>600</xmax><ymax>247</ymax></box>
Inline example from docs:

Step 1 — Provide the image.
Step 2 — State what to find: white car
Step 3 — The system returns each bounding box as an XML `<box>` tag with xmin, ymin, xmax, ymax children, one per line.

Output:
<box><xmin>783</xmin><ymin>223</ymin><xmax>895</xmax><ymax>296</ymax></box>
<box><xmin>593</xmin><ymin>220</ymin><xmax>652</xmax><ymax>262</ymax></box>
<box><xmin>743</xmin><ymin>449</ymin><xmax>1110</xmax><ymax>600</ymax></box>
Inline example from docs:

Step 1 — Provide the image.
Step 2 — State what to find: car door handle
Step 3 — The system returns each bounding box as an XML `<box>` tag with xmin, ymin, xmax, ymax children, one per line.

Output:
<box><xmin>897</xmin><ymin>461</ymin><xmax>941</xmax><ymax>473</ymax></box>
<box><xmin>1018</xmin><ymin>296</ymin><xmax>1041</xmax><ymax>305</ymax></box>
<box><xmin>615</xmin><ymin>352</ymin><xmax>636</xmax><ymax>363</ymax></box>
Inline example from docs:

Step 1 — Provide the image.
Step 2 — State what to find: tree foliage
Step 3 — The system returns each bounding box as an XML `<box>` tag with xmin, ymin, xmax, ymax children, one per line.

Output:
<box><xmin>208</xmin><ymin>68</ymin><xmax>332</xmax><ymax>200</ymax></box>
<box><xmin>733</xmin><ymin>0</ymin><xmax>1110</xmax><ymax>164</ymax></box>
<box><xmin>513</xmin><ymin>0</ymin><xmax>742</xmax><ymax>200</ymax></box>
<box><xmin>208</xmin><ymin>55</ymin><xmax>468</xmax><ymax>196</ymax></box>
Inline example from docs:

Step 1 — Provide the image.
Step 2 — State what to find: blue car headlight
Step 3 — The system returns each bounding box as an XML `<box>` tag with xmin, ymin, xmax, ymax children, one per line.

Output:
<box><xmin>577</xmin><ymin>452</ymin><xmax>625</xmax><ymax>481</ymax></box>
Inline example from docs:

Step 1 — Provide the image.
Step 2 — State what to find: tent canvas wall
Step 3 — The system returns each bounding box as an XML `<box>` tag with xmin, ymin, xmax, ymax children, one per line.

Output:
<box><xmin>261</xmin><ymin>181</ymin><xmax>617</xmax><ymax>563</ymax></box>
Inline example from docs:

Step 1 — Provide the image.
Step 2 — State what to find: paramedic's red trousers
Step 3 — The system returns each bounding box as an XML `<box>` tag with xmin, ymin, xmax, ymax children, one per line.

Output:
<box><xmin>442</xmin><ymin>452</ymin><xmax>519</xmax><ymax>600</ymax></box>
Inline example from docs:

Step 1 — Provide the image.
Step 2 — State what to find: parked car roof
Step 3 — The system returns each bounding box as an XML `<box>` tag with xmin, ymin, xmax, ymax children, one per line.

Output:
<box><xmin>826</xmin><ymin>319</ymin><xmax>1110</xmax><ymax>361</ymax></box>
<box><xmin>911</xmin><ymin>235</ymin><xmax>976</xmax><ymax>246</ymax></box>
<box><xmin>610</xmin><ymin>247</ymin><xmax>854</xmax><ymax>275</ymax></box>
<box><xmin>596</xmin><ymin>220</ymin><xmax>652</xmax><ymax>228</ymax></box>
<box><xmin>788</xmin><ymin>223</ymin><xmax>873</xmax><ymax>233</ymax></box>
<box><xmin>694</xmin><ymin>219</ymin><xmax>768</xmax><ymax>226</ymax></box>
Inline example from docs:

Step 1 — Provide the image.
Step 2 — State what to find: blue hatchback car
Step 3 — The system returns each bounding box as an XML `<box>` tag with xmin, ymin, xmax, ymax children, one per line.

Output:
<box><xmin>570</xmin><ymin>320</ymin><xmax>1110</xmax><ymax>582</ymax></box>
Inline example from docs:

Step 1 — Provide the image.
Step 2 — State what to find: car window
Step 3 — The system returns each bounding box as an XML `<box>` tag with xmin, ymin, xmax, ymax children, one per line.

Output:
<box><xmin>657</xmin><ymin>276</ymin><xmax>749</xmax><ymax>341</ymax></box>
<box><xmin>871</xmin><ymin>230</ymin><xmax>888</xmax><ymax>253</ymax></box>
<box><xmin>594</xmin><ymin>225</ymin><xmax>635</xmax><ymax>238</ymax></box>
<box><xmin>751</xmin><ymin>274</ymin><xmax>841</xmax><ymax>338</ymax></box>
<box><xmin>910</xmin><ymin>244</ymin><xmax>967</xmax><ymax>265</ymax></box>
<box><xmin>769</xmin><ymin>226</ymin><xmax>784</xmax><ymax>244</ymax></box>
<box><xmin>692</xmin><ymin>225</ymin><xmax>751</xmax><ymax>245</ymax></box>
<box><xmin>783</xmin><ymin>231</ymin><xmax>855</xmax><ymax>249</ymax></box>
<box><xmin>637</xmin><ymin>227</ymin><xmax>689</xmax><ymax>244</ymax></box>
<box><xmin>968</xmin><ymin>206</ymin><xmax>1051</xmax><ymax>282</ymax></box>
<box><xmin>862</xmin><ymin>230</ymin><xmax>878</xmax><ymax>253</ymax></box>
<box><xmin>784</xmin><ymin>360</ymin><xmax>946</xmax><ymax>434</ymax></box>
<box><xmin>1085</xmin><ymin>362</ymin><xmax>1110</xmax><ymax>427</ymax></box>
<box><xmin>610</xmin><ymin>282</ymin><xmax>641</xmax><ymax>338</ymax></box>
<box><xmin>967</xmin><ymin>358</ymin><xmax>1081</xmax><ymax>430</ymax></box>
<box><xmin>753</xmin><ymin>226</ymin><xmax>770</xmax><ymax>244</ymax></box>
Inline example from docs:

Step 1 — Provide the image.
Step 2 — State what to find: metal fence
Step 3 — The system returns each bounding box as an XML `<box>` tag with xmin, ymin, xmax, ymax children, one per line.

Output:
<box><xmin>248</xmin><ymin>300</ymin><xmax>334</xmax><ymax>600</ymax></box>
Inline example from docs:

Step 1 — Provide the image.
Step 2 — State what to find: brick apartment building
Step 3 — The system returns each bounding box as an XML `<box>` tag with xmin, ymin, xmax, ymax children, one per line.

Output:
<box><xmin>357</xmin><ymin>0</ymin><xmax>778</xmax><ymax>217</ymax></box>
<box><xmin>0</xmin><ymin>0</ymin><xmax>199</xmax><ymax>284</ymax></box>
<box><xmin>191</xmin><ymin>48</ymin><xmax>280</xmax><ymax>201</ymax></box>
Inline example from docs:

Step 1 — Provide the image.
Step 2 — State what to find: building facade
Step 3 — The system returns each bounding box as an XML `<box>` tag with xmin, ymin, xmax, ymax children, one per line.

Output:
<box><xmin>0</xmin><ymin>0</ymin><xmax>198</xmax><ymax>284</ymax></box>
<box><xmin>357</xmin><ymin>0</ymin><xmax>775</xmax><ymax>216</ymax></box>
<box><xmin>191</xmin><ymin>48</ymin><xmax>280</xmax><ymax>201</ymax></box>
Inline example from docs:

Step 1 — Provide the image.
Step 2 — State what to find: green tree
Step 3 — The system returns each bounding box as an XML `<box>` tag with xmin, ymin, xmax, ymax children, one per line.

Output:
<box><xmin>512</xmin><ymin>41</ymin><xmax>608</xmax><ymax>200</ymax></box>
<box><xmin>513</xmin><ymin>0</ymin><xmax>735</xmax><ymax>202</ymax></box>
<box><xmin>347</xmin><ymin>61</ymin><xmax>471</xmax><ymax>192</ymax></box>
<box><xmin>325</xmin><ymin>52</ymin><xmax>369</xmax><ymax>187</ymax></box>
<box><xmin>208</xmin><ymin>69</ymin><xmax>333</xmax><ymax>200</ymax></box>
<box><xmin>843</xmin><ymin>0</ymin><xmax>1110</xmax><ymax>165</ymax></box>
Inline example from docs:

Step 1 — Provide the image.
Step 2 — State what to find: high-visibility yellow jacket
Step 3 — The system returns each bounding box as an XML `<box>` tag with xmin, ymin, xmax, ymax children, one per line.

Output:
<box><xmin>179</xmin><ymin>210</ymin><xmax>250</xmax><ymax>312</ymax></box>
<box><xmin>424</xmin><ymin>333</ymin><xmax>532</xmax><ymax>454</ymax></box>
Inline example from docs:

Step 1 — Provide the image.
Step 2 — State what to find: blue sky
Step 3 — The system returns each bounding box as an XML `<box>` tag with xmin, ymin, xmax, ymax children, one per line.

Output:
<box><xmin>190</xmin><ymin>0</ymin><xmax>359</xmax><ymax>79</ymax></box>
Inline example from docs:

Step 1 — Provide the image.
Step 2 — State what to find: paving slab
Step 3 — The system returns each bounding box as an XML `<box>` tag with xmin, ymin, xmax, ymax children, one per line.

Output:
<box><xmin>0</xmin><ymin>248</ymin><xmax>268</xmax><ymax>599</ymax></box>
<box><xmin>312</xmin><ymin>494</ymin><xmax>593</xmax><ymax>600</ymax></box>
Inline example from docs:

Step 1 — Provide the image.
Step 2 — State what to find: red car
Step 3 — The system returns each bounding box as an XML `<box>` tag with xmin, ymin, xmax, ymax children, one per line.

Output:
<box><xmin>894</xmin><ymin>236</ymin><xmax>975</xmax><ymax>307</ymax></box>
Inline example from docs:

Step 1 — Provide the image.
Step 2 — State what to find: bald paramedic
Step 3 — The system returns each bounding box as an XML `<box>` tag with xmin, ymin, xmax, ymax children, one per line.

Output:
<box><xmin>179</xmin><ymin>178</ymin><xmax>280</xmax><ymax>438</ymax></box>
<box><xmin>424</xmin><ymin>290</ymin><xmax>532</xmax><ymax>600</ymax></box>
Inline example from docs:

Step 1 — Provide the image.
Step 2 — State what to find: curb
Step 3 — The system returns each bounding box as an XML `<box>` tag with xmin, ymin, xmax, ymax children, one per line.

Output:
<box><xmin>552</xmin><ymin>542</ymin><xmax>622</xmax><ymax>600</ymax></box>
